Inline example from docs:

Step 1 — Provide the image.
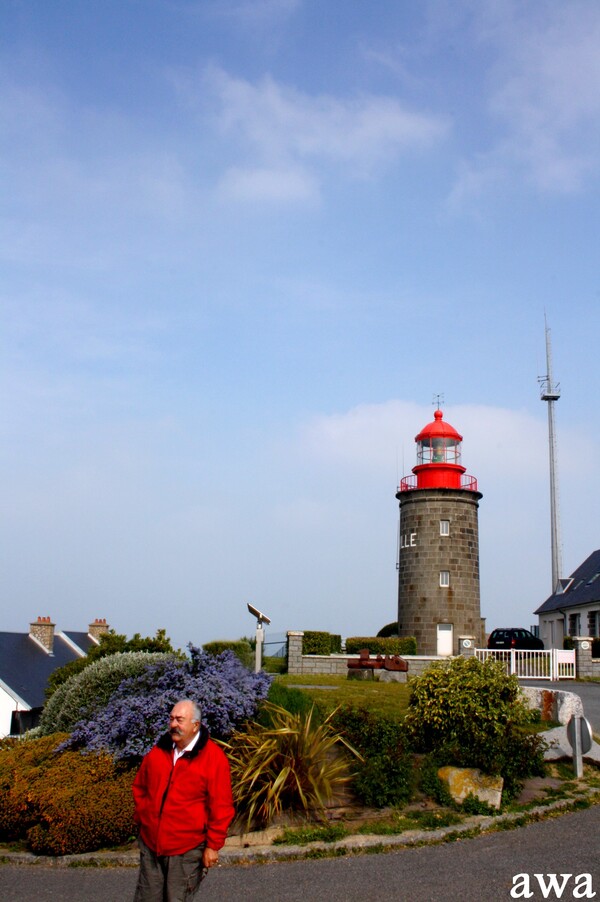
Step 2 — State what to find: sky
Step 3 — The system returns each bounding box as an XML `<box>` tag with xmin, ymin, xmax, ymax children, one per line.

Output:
<box><xmin>2</xmin><ymin>0</ymin><xmax>600</xmax><ymax>652</ymax></box>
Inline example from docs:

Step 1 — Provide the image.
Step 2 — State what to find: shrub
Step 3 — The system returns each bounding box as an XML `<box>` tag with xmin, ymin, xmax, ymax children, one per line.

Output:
<box><xmin>262</xmin><ymin>681</ymin><xmax>316</xmax><ymax>721</ymax></box>
<box><xmin>39</xmin><ymin>652</ymin><xmax>175</xmax><ymax>735</ymax></box>
<box><xmin>416</xmin><ymin>755</ymin><xmax>454</xmax><ymax>806</ymax></box>
<box><xmin>62</xmin><ymin>647</ymin><xmax>272</xmax><ymax>759</ymax></box>
<box><xmin>404</xmin><ymin>656</ymin><xmax>546</xmax><ymax>798</ymax></box>
<box><xmin>0</xmin><ymin>734</ymin><xmax>136</xmax><ymax>855</ymax></box>
<box><xmin>203</xmin><ymin>640</ymin><xmax>254</xmax><ymax>670</ymax></box>
<box><xmin>330</xmin><ymin>707</ymin><xmax>413</xmax><ymax>808</ymax></box>
<box><xmin>263</xmin><ymin>656</ymin><xmax>287</xmax><ymax>674</ymax></box>
<box><xmin>345</xmin><ymin>636</ymin><xmax>417</xmax><ymax>656</ymax></box>
<box><xmin>302</xmin><ymin>631</ymin><xmax>342</xmax><ymax>655</ymax></box>
<box><xmin>593</xmin><ymin>638</ymin><xmax>600</xmax><ymax>659</ymax></box>
<box><xmin>563</xmin><ymin>636</ymin><xmax>575</xmax><ymax>650</ymax></box>
<box><xmin>46</xmin><ymin>629</ymin><xmax>179</xmax><ymax>698</ymax></box>
<box><xmin>220</xmin><ymin>703</ymin><xmax>360</xmax><ymax>830</ymax></box>
<box><xmin>376</xmin><ymin>621</ymin><xmax>399</xmax><ymax>638</ymax></box>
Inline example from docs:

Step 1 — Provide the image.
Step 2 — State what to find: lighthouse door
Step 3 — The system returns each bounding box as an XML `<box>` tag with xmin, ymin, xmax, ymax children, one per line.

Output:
<box><xmin>437</xmin><ymin>623</ymin><xmax>453</xmax><ymax>656</ymax></box>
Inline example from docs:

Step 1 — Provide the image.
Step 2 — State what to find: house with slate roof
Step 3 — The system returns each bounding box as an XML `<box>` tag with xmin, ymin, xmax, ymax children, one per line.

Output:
<box><xmin>535</xmin><ymin>550</ymin><xmax>600</xmax><ymax>649</ymax></box>
<box><xmin>0</xmin><ymin>616</ymin><xmax>110</xmax><ymax>737</ymax></box>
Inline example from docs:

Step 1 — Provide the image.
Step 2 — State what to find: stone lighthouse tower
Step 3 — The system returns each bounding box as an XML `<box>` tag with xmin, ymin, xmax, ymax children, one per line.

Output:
<box><xmin>396</xmin><ymin>408</ymin><xmax>484</xmax><ymax>656</ymax></box>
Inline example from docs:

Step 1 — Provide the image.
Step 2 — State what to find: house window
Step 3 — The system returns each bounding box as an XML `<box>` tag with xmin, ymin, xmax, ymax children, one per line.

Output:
<box><xmin>440</xmin><ymin>520</ymin><xmax>450</xmax><ymax>536</ymax></box>
<box><xmin>568</xmin><ymin>613</ymin><xmax>580</xmax><ymax>636</ymax></box>
<box><xmin>588</xmin><ymin>611</ymin><xmax>599</xmax><ymax>637</ymax></box>
<box><xmin>440</xmin><ymin>570</ymin><xmax>450</xmax><ymax>588</ymax></box>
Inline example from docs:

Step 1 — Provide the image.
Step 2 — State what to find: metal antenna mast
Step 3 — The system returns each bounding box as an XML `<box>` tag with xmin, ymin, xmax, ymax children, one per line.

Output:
<box><xmin>538</xmin><ymin>318</ymin><xmax>562</xmax><ymax>592</ymax></box>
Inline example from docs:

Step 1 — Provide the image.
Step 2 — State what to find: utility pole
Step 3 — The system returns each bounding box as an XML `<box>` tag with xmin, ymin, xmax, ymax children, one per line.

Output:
<box><xmin>539</xmin><ymin>318</ymin><xmax>562</xmax><ymax>592</ymax></box>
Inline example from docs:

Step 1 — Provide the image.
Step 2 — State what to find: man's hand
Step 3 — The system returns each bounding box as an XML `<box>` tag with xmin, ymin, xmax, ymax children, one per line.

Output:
<box><xmin>202</xmin><ymin>846</ymin><xmax>220</xmax><ymax>869</ymax></box>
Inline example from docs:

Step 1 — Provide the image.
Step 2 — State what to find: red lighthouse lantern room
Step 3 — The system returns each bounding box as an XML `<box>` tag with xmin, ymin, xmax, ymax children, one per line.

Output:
<box><xmin>399</xmin><ymin>409</ymin><xmax>478</xmax><ymax>492</ymax></box>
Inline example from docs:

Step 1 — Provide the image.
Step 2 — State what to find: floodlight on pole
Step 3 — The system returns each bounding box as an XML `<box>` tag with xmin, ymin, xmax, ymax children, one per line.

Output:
<box><xmin>246</xmin><ymin>603</ymin><xmax>271</xmax><ymax>673</ymax></box>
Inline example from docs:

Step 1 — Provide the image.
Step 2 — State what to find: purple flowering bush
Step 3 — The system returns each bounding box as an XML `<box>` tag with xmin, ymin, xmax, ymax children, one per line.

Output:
<box><xmin>63</xmin><ymin>646</ymin><xmax>272</xmax><ymax>759</ymax></box>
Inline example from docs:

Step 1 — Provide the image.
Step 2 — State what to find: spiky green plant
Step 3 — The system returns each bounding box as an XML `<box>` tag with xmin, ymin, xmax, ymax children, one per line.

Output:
<box><xmin>219</xmin><ymin>703</ymin><xmax>361</xmax><ymax>831</ymax></box>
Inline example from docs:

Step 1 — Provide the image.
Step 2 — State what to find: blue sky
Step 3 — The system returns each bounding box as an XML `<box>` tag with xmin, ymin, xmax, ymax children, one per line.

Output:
<box><xmin>2</xmin><ymin>0</ymin><xmax>599</xmax><ymax>651</ymax></box>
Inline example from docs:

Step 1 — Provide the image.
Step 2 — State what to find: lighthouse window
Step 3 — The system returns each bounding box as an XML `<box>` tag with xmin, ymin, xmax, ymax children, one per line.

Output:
<box><xmin>439</xmin><ymin>570</ymin><xmax>450</xmax><ymax>587</ymax></box>
<box><xmin>440</xmin><ymin>520</ymin><xmax>450</xmax><ymax>536</ymax></box>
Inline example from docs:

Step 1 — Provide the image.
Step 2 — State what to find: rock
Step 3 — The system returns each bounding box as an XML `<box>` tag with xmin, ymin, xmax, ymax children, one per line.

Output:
<box><xmin>520</xmin><ymin>687</ymin><xmax>584</xmax><ymax>724</ymax></box>
<box><xmin>375</xmin><ymin>670</ymin><xmax>407</xmax><ymax>683</ymax></box>
<box><xmin>438</xmin><ymin>766</ymin><xmax>503</xmax><ymax>809</ymax></box>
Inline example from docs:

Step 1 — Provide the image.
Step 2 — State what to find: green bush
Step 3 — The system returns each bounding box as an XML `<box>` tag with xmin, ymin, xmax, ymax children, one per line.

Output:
<box><xmin>345</xmin><ymin>636</ymin><xmax>417</xmax><ymax>656</ymax></box>
<box><xmin>263</xmin><ymin>656</ymin><xmax>287</xmax><ymax>674</ymax></box>
<box><xmin>46</xmin><ymin>629</ymin><xmax>179</xmax><ymax>698</ymax></box>
<box><xmin>404</xmin><ymin>656</ymin><xmax>546</xmax><ymax>798</ymax></box>
<box><xmin>563</xmin><ymin>636</ymin><xmax>575</xmax><ymax>650</ymax></box>
<box><xmin>203</xmin><ymin>640</ymin><xmax>254</xmax><ymax>670</ymax></box>
<box><xmin>593</xmin><ymin>638</ymin><xmax>600</xmax><ymax>659</ymax></box>
<box><xmin>416</xmin><ymin>755</ymin><xmax>454</xmax><ymax>806</ymax></box>
<box><xmin>0</xmin><ymin>735</ymin><xmax>136</xmax><ymax>855</ymax></box>
<box><xmin>376</xmin><ymin>622</ymin><xmax>399</xmax><ymax>638</ymax></box>
<box><xmin>330</xmin><ymin>707</ymin><xmax>413</xmax><ymax>808</ymax></box>
<box><xmin>302</xmin><ymin>631</ymin><xmax>342</xmax><ymax>655</ymax></box>
<box><xmin>261</xmin><ymin>681</ymin><xmax>317</xmax><ymax>722</ymax></box>
<box><xmin>39</xmin><ymin>651</ymin><xmax>175</xmax><ymax>735</ymax></box>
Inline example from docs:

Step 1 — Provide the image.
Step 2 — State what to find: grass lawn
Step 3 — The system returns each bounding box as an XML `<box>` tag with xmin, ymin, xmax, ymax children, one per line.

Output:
<box><xmin>274</xmin><ymin>673</ymin><xmax>412</xmax><ymax>720</ymax></box>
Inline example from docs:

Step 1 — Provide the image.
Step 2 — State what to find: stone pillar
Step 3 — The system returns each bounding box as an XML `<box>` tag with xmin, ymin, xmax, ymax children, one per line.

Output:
<box><xmin>287</xmin><ymin>631</ymin><xmax>304</xmax><ymax>675</ymax></box>
<box><xmin>459</xmin><ymin>636</ymin><xmax>476</xmax><ymax>657</ymax></box>
<box><xmin>573</xmin><ymin>637</ymin><xmax>593</xmax><ymax>680</ymax></box>
<box><xmin>88</xmin><ymin>618</ymin><xmax>110</xmax><ymax>641</ymax></box>
<box><xmin>29</xmin><ymin>616</ymin><xmax>55</xmax><ymax>653</ymax></box>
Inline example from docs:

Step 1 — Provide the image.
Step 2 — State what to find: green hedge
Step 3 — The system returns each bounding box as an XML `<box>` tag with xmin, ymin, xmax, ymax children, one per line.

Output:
<box><xmin>345</xmin><ymin>636</ymin><xmax>417</xmax><ymax>656</ymax></box>
<box><xmin>302</xmin><ymin>631</ymin><xmax>342</xmax><ymax>655</ymax></box>
<box><xmin>203</xmin><ymin>640</ymin><xmax>254</xmax><ymax>670</ymax></box>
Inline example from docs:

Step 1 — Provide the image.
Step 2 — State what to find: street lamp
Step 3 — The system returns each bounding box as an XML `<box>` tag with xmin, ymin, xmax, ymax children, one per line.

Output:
<box><xmin>247</xmin><ymin>603</ymin><xmax>271</xmax><ymax>673</ymax></box>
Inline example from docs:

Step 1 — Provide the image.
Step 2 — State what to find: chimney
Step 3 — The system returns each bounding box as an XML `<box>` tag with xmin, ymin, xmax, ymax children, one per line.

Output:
<box><xmin>30</xmin><ymin>616</ymin><xmax>55</xmax><ymax>654</ymax></box>
<box><xmin>88</xmin><ymin>618</ymin><xmax>110</xmax><ymax>641</ymax></box>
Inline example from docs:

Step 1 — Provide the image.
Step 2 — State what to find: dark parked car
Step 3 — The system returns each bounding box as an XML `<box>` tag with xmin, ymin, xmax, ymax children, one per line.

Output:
<box><xmin>487</xmin><ymin>628</ymin><xmax>544</xmax><ymax>650</ymax></box>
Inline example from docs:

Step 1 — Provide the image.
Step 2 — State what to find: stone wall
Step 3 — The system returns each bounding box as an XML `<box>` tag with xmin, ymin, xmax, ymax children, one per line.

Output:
<box><xmin>286</xmin><ymin>631</ymin><xmax>447</xmax><ymax>678</ymax></box>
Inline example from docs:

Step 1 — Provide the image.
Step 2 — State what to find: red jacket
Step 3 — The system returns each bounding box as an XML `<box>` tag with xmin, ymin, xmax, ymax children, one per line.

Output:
<box><xmin>132</xmin><ymin>726</ymin><xmax>235</xmax><ymax>856</ymax></box>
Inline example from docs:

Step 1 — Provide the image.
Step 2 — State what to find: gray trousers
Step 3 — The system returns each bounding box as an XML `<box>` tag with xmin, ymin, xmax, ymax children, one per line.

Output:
<box><xmin>133</xmin><ymin>837</ymin><xmax>208</xmax><ymax>902</ymax></box>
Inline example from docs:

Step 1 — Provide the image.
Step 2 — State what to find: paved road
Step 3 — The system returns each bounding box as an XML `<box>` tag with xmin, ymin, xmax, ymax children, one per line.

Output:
<box><xmin>2</xmin><ymin>804</ymin><xmax>600</xmax><ymax>901</ymax></box>
<box><xmin>521</xmin><ymin>679</ymin><xmax>600</xmax><ymax>731</ymax></box>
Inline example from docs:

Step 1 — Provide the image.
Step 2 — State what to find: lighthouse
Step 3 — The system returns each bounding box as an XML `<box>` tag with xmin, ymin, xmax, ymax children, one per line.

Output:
<box><xmin>396</xmin><ymin>408</ymin><xmax>484</xmax><ymax>656</ymax></box>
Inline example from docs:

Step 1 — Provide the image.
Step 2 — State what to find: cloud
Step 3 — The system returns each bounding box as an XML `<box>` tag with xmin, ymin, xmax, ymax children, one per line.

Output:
<box><xmin>451</xmin><ymin>1</ymin><xmax>600</xmax><ymax>202</ymax></box>
<box><xmin>217</xmin><ymin>164</ymin><xmax>319</xmax><ymax>204</ymax></box>
<box><xmin>202</xmin><ymin>67</ymin><xmax>448</xmax><ymax>203</ymax></box>
<box><xmin>298</xmin><ymin>399</ymin><xmax>569</xmax><ymax>481</ymax></box>
<box><xmin>210</xmin><ymin>0</ymin><xmax>301</xmax><ymax>24</ymax></box>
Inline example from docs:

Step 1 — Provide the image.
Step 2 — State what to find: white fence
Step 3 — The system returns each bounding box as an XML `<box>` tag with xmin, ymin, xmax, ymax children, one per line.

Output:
<box><xmin>476</xmin><ymin>648</ymin><xmax>576</xmax><ymax>681</ymax></box>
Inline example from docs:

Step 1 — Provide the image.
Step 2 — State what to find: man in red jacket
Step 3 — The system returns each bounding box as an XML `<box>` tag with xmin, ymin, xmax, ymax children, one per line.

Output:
<box><xmin>132</xmin><ymin>698</ymin><xmax>235</xmax><ymax>901</ymax></box>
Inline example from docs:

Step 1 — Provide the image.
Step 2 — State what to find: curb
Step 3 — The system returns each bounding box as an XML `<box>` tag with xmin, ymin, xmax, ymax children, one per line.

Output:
<box><xmin>1</xmin><ymin>796</ymin><xmax>595</xmax><ymax>869</ymax></box>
